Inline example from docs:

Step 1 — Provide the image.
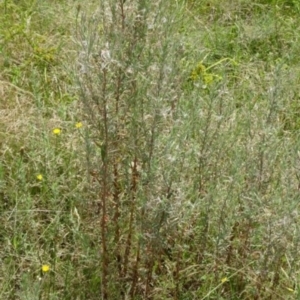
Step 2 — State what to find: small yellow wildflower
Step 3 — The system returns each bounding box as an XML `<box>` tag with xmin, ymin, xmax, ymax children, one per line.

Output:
<box><xmin>75</xmin><ymin>122</ymin><xmax>83</xmax><ymax>129</ymax></box>
<box><xmin>221</xmin><ymin>277</ymin><xmax>228</xmax><ymax>284</ymax></box>
<box><xmin>52</xmin><ymin>128</ymin><xmax>61</xmax><ymax>135</ymax></box>
<box><xmin>41</xmin><ymin>264</ymin><xmax>50</xmax><ymax>273</ymax></box>
<box><xmin>203</xmin><ymin>73</ymin><xmax>214</xmax><ymax>85</ymax></box>
<box><xmin>189</xmin><ymin>62</ymin><xmax>207</xmax><ymax>82</ymax></box>
<box><xmin>36</xmin><ymin>174</ymin><xmax>43</xmax><ymax>181</ymax></box>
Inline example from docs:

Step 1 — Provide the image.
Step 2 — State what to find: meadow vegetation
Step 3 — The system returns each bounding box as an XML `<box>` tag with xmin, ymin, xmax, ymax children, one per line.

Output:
<box><xmin>1</xmin><ymin>0</ymin><xmax>300</xmax><ymax>299</ymax></box>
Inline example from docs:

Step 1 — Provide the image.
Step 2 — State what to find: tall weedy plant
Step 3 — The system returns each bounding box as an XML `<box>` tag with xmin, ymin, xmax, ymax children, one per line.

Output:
<box><xmin>76</xmin><ymin>0</ymin><xmax>183</xmax><ymax>298</ymax></box>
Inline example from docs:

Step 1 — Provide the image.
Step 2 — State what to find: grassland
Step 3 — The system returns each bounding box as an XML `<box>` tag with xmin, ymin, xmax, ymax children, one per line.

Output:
<box><xmin>1</xmin><ymin>0</ymin><xmax>300</xmax><ymax>299</ymax></box>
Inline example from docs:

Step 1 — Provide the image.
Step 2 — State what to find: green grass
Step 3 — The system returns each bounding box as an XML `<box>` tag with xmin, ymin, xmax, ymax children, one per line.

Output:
<box><xmin>1</xmin><ymin>0</ymin><xmax>300</xmax><ymax>299</ymax></box>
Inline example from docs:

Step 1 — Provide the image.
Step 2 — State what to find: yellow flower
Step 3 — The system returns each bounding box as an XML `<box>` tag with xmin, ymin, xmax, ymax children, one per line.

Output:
<box><xmin>75</xmin><ymin>122</ymin><xmax>83</xmax><ymax>129</ymax></box>
<box><xmin>203</xmin><ymin>73</ymin><xmax>214</xmax><ymax>85</ymax></box>
<box><xmin>36</xmin><ymin>174</ymin><xmax>43</xmax><ymax>181</ymax></box>
<box><xmin>41</xmin><ymin>264</ymin><xmax>50</xmax><ymax>273</ymax></box>
<box><xmin>52</xmin><ymin>128</ymin><xmax>61</xmax><ymax>135</ymax></box>
<box><xmin>221</xmin><ymin>277</ymin><xmax>228</xmax><ymax>283</ymax></box>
